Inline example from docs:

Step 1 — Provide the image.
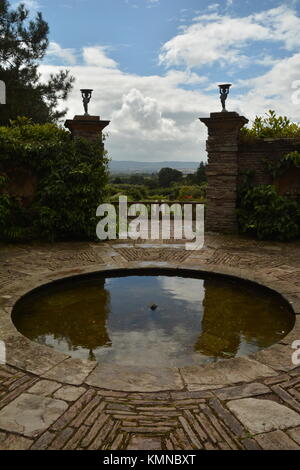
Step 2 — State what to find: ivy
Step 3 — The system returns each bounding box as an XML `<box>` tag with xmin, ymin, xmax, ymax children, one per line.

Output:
<box><xmin>265</xmin><ymin>151</ymin><xmax>300</xmax><ymax>179</ymax></box>
<box><xmin>0</xmin><ymin>118</ymin><xmax>109</xmax><ymax>242</ymax></box>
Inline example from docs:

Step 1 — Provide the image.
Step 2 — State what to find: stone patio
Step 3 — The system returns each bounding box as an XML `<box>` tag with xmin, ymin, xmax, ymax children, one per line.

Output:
<box><xmin>0</xmin><ymin>234</ymin><xmax>300</xmax><ymax>450</ymax></box>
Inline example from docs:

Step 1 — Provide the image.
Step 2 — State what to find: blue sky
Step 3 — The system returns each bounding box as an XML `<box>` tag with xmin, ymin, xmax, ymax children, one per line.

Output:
<box><xmin>17</xmin><ymin>0</ymin><xmax>300</xmax><ymax>161</ymax></box>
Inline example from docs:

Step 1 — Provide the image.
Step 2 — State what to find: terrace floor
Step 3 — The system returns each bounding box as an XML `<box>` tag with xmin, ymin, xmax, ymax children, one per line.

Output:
<box><xmin>0</xmin><ymin>233</ymin><xmax>300</xmax><ymax>450</ymax></box>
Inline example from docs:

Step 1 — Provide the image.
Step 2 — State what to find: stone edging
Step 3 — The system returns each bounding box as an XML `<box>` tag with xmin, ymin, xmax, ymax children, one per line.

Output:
<box><xmin>1</xmin><ymin>262</ymin><xmax>299</xmax><ymax>393</ymax></box>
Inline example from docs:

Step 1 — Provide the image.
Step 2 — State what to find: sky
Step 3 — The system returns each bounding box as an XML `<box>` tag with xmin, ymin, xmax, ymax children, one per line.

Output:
<box><xmin>15</xmin><ymin>0</ymin><xmax>300</xmax><ymax>162</ymax></box>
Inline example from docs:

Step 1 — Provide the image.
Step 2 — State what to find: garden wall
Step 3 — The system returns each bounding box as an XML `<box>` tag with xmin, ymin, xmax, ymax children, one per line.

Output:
<box><xmin>201</xmin><ymin>112</ymin><xmax>300</xmax><ymax>233</ymax></box>
<box><xmin>238</xmin><ymin>138</ymin><xmax>300</xmax><ymax>196</ymax></box>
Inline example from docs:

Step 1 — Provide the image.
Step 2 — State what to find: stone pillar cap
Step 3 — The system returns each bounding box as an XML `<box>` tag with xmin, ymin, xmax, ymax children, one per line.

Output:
<box><xmin>73</xmin><ymin>115</ymin><xmax>100</xmax><ymax>121</ymax></box>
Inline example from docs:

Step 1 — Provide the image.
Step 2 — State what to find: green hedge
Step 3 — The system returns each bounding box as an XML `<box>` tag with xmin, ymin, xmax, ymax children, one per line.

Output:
<box><xmin>0</xmin><ymin>118</ymin><xmax>108</xmax><ymax>241</ymax></box>
<box><xmin>237</xmin><ymin>182</ymin><xmax>300</xmax><ymax>241</ymax></box>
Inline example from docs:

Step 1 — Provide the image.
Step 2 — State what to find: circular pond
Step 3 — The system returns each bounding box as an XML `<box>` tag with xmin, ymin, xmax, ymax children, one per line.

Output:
<box><xmin>12</xmin><ymin>269</ymin><xmax>295</xmax><ymax>367</ymax></box>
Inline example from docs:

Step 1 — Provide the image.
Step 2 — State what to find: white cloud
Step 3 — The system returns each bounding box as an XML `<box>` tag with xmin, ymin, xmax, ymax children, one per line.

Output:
<box><xmin>112</xmin><ymin>88</ymin><xmax>181</xmax><ymax>143</ymax></box>
<box><xmin>46</xmin><ymin>42</ymin><xmax>77</xmax><ymax>65</ymax></box>
<box><xmin>159</xmin><ymin>6</ymin><xmax>300</xmax><ymax>69</ymax></box>
<box><xmin>253</xmin><ymin>6</ymin><xmax>300</xmax><ymax>51</ymax></box>
<box><xmin>237</xmin><ymin>53</ymin><xmax>300</xmax><ymax>122</ymax></box>
<box><xmin>40</xmin><ymin>47</ymin><xmax>210</xmax><ymax>162</ymax></box>
<box><xmin>82</xmin><ymin>46</ymin><xmax>118</xmax><ymax>68</ymax></box>
<box><xmin>39</xmin><ymin>5</ymin><xmax>300</xmax><ymax>162</ymax></box>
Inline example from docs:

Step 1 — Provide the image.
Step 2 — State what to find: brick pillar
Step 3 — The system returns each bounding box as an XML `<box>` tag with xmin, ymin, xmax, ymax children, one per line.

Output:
<box><xmin>200</xmin><ymin>112</ymin><xmax>248</xmax><ymax>233</ymax></box>
<box><xmin>64</xmin><ymin>115</ymin><xmax>110</xmax><ymax>144</ymax></box>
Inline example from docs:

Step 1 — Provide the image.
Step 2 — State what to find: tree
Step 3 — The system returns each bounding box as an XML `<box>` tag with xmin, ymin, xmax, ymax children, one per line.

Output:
<box><xmin>158</xmin><ymin>167</ymin><xmax>183</xmax><ymax>187</ymax></box>
<box><xmin>0</xmin><ymin>0</ymin><xmax>74</xmax><ymax>126</ymax></box>
<box><xmin>194</xmin><ymin>162</ymin><xmax>207</xmax><ymax>185</ymax></box>
<box><xmin>185</xmin><ymin>162</ymin><xmax>207</xmax><ymax>185</ymax></box>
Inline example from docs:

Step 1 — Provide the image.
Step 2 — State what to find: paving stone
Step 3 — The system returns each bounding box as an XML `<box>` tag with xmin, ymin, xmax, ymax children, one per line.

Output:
<box><xmin>30</xmin><ymin>431</ymin><xmax>56</xmax><ymax>450</ymax></box>
<box><xmin>43</xmin><ymin>358</ymin><xmax>96</xmax><ymax>385</ymax></box>
<box><xmin>242</xmin><ymin>438</ymin><xmax>261</xmax><ymax>450</ymax></box>
<box><xmin>181</xmin><ymin>358</ymin><xmax>276</xmax><ymax>388</ymax></box>
<box><xmin>51</xmin><ymin>389</ymin><xmax>96</xmax><ymax>431</ymax></box>
<box><xmin>209</xmin><ymin>398</ymin><xmax>245</xmax><ymax>437</ymax></box>
<box><xmin>81</xmin><ymin>413</ymin><xmax>110</xmax><ymax>448</ymax></box>
<box><xmin>0</xmin><ymin>393</ymin><xmax>68</xmax><ymax>438</ymax></box>
<box><xmin>171</xmin><ymin>390</ymin><xmax>213</xmax><ymax>400</ymax></box>
<box><xmin>63</xmin><ymin>425</ymin><xmax>91</xmax><ymax>450</ymax></box>
<box><xmin>71</xmin><ymin>395</ymin><xmax>102</xmax><ymax>427</ymax></box>
<box><xmin>214</xmin><ymin>383</ymin><xmax>270</xmax><ymax>401</ymax></box>
<box><xmin>122</xmin><ymin>426</ymin><xmax>171</xmax><ymax>434</ymax></box>
<box><xmin>0</xmin><ymin>377</ymin><xmax>38</xmax><ymax>409</ymax></box>
<box><xmin>253</xmin><ymin>344</ymin><xmax>298</xmax><ymax>372</ymax></box>
<box><xmin>0</xmin><ymin>431</ymin><xmax>33</xmax><ymax>450</ymax></box>
<box><xmin>28</xmin><ymin>379</ymin><xmax>61</xmax><ymax>397</ymax></box>
<box><xmin>271</xmin><ymin>385</ymin><xmax>300</xmax><ymax>413</ymax></box>
<box><xmin>201</xmin><ymin>406</ymin><xmax>239</xmax><ymax>449</ymax></box>
<box><xmin>88</xmin><ymin>419</ymin><xmax>116</xmax><ymax>450</ymax></box>
<box><xmin>264</xmin><ymin>374</ymin><xmax>290</xmax><ymax>385</ymax></box>
<box><xmin>48</xmin><ymin>427</ymin><xmax>75</xmax><ymax>450</ymax></box>
<box><xmin>255</xmin><ymin>430</ymin><xmax>300</xmax><ymax>450</ymax></box>
<box><xmin>127</xmin><ymin>435</ymin><xmax>162</xmax><ymax>450</ymax></box>
<box><xmin>287</xmin><ymin>427</ymin><xmax>300</xmax><ymax>445</ymax></box>
<box><xmin>279</xmin><ymin>317</ymin><xmax>300</xmax><ymax>344</ymax></box>
<box><xmin>178</xmin><ymin>416</ymin><xmax>203</xmax><ymax>449</ymax></box>
<box><xmin>227</xmin><ymin>398</ymin><xmax>300</xmax><ymax>434</ymax></box>
<box><xmin>5</xmin><ymin>335</ymin><xmax>67</xmax><ymax>376</ymax></box>
<box><xmin>110</xmin><ymin>433</ymin><xmax>125</xmax><ymax>450</ymax></box>
<box><xmin>2</xmin><ymin>237</ymin><xmax>300</xmax><ymax>451</ymax></box>
<box><xmin>86</xmin><ymin>364</ymin><xmax>184</xmax><ymax>392</ymax></box>
<box><xmin>53</xmin><ymin>385</ymin><xmax>85</xmax><ymax>402</ymax></box>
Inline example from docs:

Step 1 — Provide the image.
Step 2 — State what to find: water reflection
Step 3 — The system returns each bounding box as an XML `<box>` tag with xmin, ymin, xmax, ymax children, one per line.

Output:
<box><xmin>12</xmin><ymin>274</ymin><xmax>294</xmax><ymax>367</ymax></box>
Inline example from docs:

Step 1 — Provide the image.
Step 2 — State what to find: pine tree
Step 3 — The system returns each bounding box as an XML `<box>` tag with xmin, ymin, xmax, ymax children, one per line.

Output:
<box><xmin>0</xmin><ymin>0</ymin><xmax>74</xmax><ymax>125</ymax></box>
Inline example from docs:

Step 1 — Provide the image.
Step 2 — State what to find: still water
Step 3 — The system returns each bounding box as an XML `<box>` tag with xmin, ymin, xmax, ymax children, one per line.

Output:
<box><xmin>12</xmin><ymin>272</ymin><xmax>294</xmax><ymax>367</ymax></box>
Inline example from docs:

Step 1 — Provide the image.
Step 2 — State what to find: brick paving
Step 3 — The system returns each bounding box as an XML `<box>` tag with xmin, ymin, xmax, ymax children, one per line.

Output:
<box><xmin>0</xmin><ymin>234</ymin><xmax>300</xmax><ymax>450</ymax></box>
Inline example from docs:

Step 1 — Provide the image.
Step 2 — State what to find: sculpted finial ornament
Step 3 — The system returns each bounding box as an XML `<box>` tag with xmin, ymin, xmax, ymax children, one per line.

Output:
<box><xmin>80</xmin><ymin>89</ymin><xmax>93</xmax><ymax>115</ymax></box>
<box><xmin>218</xmin><ymin>84</ymin><xmax>232</xmax><ymax>112</ymax></box>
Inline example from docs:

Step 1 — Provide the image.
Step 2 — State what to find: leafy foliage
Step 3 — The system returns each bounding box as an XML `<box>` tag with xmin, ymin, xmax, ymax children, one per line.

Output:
<box><xmin>108</xmin><ymin>184</ymin><xmax>148</xmax><ymax>202</ymax></box>
<box><xmin>178</xmin><ymin>185</ymin><xmax>206</xmax><ymax>201</ymax></box>
<box><xmin>0</xmin><ymin>0</ymin><xmax>74</xmax><ymax>125</ymax></box>
<box><xmin>240</xmin><ymin>110</ymin><xmax>300</xmax><ymax>140</ymax></box>
<box><xmin>158</xmin><ymin>167</ymin><xmax>183</xmax><ymax>187</ymax></box>
<box><xmin>237</xmin><ymin>173</ymin><xmax>299</xmax><ymax>241</ymax></box>
<box><xmin>0</xmin><ymin>119</ymin><xmax>108</xmax><ymax>241</ymax></box>
<box><xmin>265</xmin><ymin>150</ymin><xmax>300</xmax><ymax>178</ymax></box>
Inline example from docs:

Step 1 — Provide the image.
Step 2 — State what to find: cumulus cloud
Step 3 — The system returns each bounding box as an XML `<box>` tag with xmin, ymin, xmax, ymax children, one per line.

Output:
<box><xmin>40</xmin><ymin>47</ymin><xmax>210</xmax><ymax>162</ymax></box>
<box><xmin>39</xmin><ymin>5</ymin><xmax>300</xmax><ymax>162</ymax></box>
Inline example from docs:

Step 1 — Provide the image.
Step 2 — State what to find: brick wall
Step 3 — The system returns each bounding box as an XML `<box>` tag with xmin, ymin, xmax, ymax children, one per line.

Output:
<box><xmin>201</xmin><ymin>112</ymin><xmax>300</xmax><ymax>233</ymax></box>
<box><xmin>238</xmin><ymin>138</ymin><xmax>300</xmax><ymax>190</ymax></box>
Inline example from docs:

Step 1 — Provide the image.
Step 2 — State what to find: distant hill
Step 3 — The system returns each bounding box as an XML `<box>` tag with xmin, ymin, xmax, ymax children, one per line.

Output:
<box><xmin>109</xmin><ymin>161</ymin><xmax>200</xmax><ymax>174</ymax></box>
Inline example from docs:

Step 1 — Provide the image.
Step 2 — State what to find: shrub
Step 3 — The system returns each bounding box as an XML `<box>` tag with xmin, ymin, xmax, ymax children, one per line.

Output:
<box><xmin>240</xmin><ymin>110</ymin><xmax>300</xmax><ymax>140</ymax></box>
<box><xmin>237</xmin><ymin>184</ymin><xmax>300</xmax><ymax>241</ymax></box>
<box><xmin>108</xmin><ymin>184</ymin><xmax>148</xmax><ymax>201</ymax></box>
<box><xmin>178</xmin><ymin>185</ymin><xmax>206</xmax><ymax>201</ymax></box>
<box><xmin>0</xmin><ymin>118</ymin><xmax>108</xmax><ymax>241</ymax></box>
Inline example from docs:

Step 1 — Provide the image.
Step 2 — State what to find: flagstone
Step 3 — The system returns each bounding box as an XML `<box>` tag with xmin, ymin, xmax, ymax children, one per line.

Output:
<box><xmin>227</xmin><ymin>398</ymin><xmax>300</xmax><ymax>434</ymax></box>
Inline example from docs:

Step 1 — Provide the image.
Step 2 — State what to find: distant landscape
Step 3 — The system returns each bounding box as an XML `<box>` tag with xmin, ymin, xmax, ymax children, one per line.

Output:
<box><xmin>109</xmin><ymin>160</ymin><xmax>202</xmax><ymax>174</ymax></box>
